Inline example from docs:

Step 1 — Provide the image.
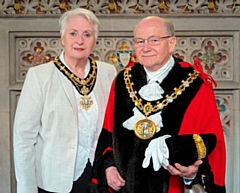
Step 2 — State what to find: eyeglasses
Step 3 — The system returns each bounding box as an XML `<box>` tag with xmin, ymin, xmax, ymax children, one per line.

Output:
<box><xmin>132</xmin><ymin>35</ymin><xmax>172</xmax><ymax>47</ymax></box>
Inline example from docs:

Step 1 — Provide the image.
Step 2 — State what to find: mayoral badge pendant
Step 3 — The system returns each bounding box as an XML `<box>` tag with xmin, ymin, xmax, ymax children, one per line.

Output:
<box><xmin>134</xmin><ymin>118</ymin><xmax>157</xmax><ymax>140</ymax></box>
<box><xmin>79</xmin><ymin>95</ymin><xmax>93</xmax><ymax>110</ymax></box>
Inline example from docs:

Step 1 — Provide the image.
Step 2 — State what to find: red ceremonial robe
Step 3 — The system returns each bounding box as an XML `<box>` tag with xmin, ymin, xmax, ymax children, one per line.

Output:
<box><xmin>91</xmin><ymin>58</ymin><xmax>226</xmax><ymax>193</ymax></box>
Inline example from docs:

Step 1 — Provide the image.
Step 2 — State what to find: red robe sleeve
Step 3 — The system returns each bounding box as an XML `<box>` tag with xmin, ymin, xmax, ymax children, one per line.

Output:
<box><xmin>179</xmin><ymin>82</ymin><xmax>226</xmax><ymax>186</ymax></box>
<box><xmin>102</xmin><ymin>80</ymin><xmax>115</xmax><ymax>133</ymax></box>
<box><xmin>91</xmin><ymin>81</ymin><xmax>116</xmax><ymax>193</ymax></box>
<box><xmin>168</xmin><ymin>61</ymin><xmax>226</xmax><ymax>192</ymax></box>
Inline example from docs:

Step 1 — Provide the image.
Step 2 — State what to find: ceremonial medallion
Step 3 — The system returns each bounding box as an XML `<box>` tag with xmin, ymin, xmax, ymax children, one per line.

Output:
<box><xmin>80</xmin><ymin>95</ymin><xmax>93</xmax><ymax>110</ymax></box>
<box><xmin>134</xmin><ymin>119</ymin><xmax>157</xmax><ymax>140</ymax></box>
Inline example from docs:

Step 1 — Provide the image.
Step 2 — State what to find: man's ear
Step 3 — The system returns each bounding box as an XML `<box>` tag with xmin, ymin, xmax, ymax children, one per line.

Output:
<box><xmin>169</xmin><ymin>36</ymin><xmax>177</xmax><ymax>53</ymax></box>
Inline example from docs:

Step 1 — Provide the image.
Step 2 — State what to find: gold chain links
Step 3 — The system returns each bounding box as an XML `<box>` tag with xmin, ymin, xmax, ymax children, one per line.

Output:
<box><xmin>55</xmin><ymin>57</ymin><xmax>97</xmax><ymax>95</ymax></box>
<box><xmin>124</xmin><ymin>67</ymin><xmax>199</xmax><ymax>117</ymax></box>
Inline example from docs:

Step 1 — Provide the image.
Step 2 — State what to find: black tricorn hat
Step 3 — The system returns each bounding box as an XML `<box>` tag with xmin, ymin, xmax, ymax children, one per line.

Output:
<box><xmin>165</xmin><ymin>133</ymin><xmax>217</xmax><ymax>166</ymax></box>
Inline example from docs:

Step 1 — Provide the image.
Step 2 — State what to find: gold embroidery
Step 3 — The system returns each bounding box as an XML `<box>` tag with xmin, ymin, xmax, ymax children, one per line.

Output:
<box><xmin>193</xmin><ymin>134</ymin><xmax>207</xmax><ymax>160</ymax></box>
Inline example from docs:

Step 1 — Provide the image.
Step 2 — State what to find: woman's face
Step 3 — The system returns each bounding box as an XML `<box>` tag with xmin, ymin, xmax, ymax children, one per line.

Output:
<box><xmin>61</xmin><ymin>16</ymin><xmax>96</xmax><ymax>61</ymax></box>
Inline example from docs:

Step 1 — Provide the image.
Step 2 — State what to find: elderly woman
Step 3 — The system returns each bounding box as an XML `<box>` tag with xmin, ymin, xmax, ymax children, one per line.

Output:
<box><xmin>13</xmin><ymin>8</ymin><xmax>117</xmax><ymax>193</ymax></box>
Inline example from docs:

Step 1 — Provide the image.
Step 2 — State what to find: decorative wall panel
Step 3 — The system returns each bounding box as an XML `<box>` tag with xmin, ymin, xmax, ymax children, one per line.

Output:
<box><xmin>12</xmin><ymin>32</ymin><xmax>235</xmax><ymax>82</ymax></box>
<box><xmin>215</xmin><ymin>90</ymin><xmax>240</xmax><ymax>193</ymax></box>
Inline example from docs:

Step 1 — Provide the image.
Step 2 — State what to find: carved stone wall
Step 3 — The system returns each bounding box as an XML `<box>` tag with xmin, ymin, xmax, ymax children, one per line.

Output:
<box><xmin>1</xmin><ymin>0</ymin><xmax>240</xmax><ymax>14</ymax></box>
<box><xmin>0</xmin><ymin>1</ymin><xmax>240</xmax><ymax>193</ymax></box>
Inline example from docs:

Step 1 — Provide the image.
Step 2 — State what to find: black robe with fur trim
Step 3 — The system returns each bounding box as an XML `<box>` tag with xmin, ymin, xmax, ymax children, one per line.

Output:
<box><xmin>91</xmin><ymin>58</ymin><xmax>226</xmax><ymax>193</ymax></box>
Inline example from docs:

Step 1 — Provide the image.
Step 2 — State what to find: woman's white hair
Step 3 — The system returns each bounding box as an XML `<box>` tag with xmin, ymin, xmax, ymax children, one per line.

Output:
<box><xmin>59</xmin><ymin>8</ymin><xmax>100</xmax><ymax>40</ymax></box>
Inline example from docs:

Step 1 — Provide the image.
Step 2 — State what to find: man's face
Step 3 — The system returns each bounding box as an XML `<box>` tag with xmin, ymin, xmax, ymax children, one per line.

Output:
<box><xmin>133</xmin><ymin>18</ymin><xmax>176</xmax><ymax>71</ymax></box>
<box><xmin>61</xmin><ymin>16</ymin><xmax>96</xmax><ymax>61</ymax></box>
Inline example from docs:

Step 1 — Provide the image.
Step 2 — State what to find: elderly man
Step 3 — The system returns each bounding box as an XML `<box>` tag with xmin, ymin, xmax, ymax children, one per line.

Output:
<box><xmin>90</xmin><ymin>16</ymin><xmax>226</xmax><ymax>193</ymax></box>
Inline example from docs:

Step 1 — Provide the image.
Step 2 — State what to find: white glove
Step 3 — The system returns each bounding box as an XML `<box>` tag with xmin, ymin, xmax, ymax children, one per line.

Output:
<box><xmin>142</xmin><ymin>135</ymin><xmax>171</xmax><ymax>171</ymax></box>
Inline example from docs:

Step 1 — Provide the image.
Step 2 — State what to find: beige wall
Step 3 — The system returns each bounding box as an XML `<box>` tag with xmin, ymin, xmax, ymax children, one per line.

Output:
<box><xmin>0</xmin><ymin>13</ymin><xmax>240</xmax><ymax>193</ymax></box>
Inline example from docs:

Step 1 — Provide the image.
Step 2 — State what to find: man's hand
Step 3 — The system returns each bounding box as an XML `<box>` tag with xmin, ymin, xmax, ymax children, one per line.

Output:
<box><xmin>167</xmin><ymin>160</ymin><xmax>202</xmax><ymax>179</ymax></box>
<box><xmin>105</xmin><ymin>166</ymin><xmax>126</xmax><ymax>191</ymax></box>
